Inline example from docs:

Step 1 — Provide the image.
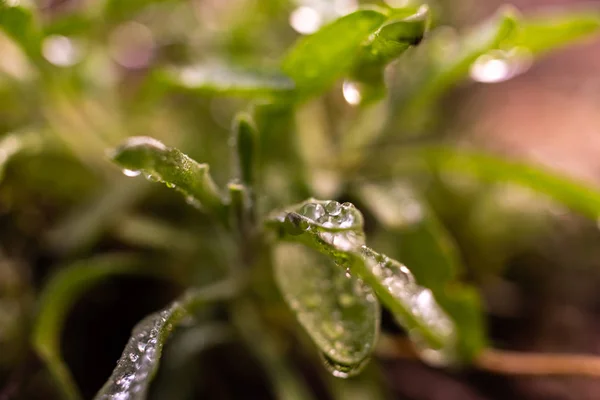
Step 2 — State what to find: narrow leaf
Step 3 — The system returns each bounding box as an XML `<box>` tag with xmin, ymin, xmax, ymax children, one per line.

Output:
<box><xmin>0</xmin><ymin>2</ymin><xmax>41</xmax><ymax>59</ymax></box>
<box><xmin>355</xmin><ymin>182</ymin><xmax>487</xmax><ymax>360</ymax></box>
<box><xmin>508</xmin><ymin>10</ymin><xmax>600</xmax><ymax>55</ymax></box>
<box><xmin>373</xmin><ymin>145</ymin><xmax>600</xmax><ymax>220</ymax></box>
<box><xmin>273</xmin><ymin>243</ymin><xmax>380</xmax><ymax>375</ymax></box>
<box><xmin>95</xmin><ymin>279</ymin><xmax>238</xmax><ymax>400</ymax></box>
<box><xmin>267</xmin><ymin>199</ymin><xmax>457</xmax><ymax>367</ymax></box>
<box><xmin>162</xmin><ymin>64</ymin><xmax>295</xmax><ymax>98</ymax></box>
<box><xmin>232</xmin><ymin>113</ymin><xmax>258</xmax><ymax>190</ymax></box>
<box><xmin>32</xmin><ymin>254</ymin><xmax>147</xmax><ymax>400</ymax></box>
<box><xmin>282</xmin><ymin>9</ymin><xmax>387</xmax><ymax>99</ymax></box>
<box><xmin>109</xmin><ymin>136</ymin><xmax>228</xmax><ymax>223</ymax></box>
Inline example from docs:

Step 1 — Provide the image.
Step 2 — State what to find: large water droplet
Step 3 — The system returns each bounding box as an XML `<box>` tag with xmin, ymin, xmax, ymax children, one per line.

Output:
<box><xmin>300</xmin><ymin>202</ymin><xmax>325</xmax><ymax>221</ymax></box>
<box><xmin>122</xmin><ymin>169</ymin><xmax>141</xmax><ymax>177</ymax></box>
<box><xmin>470</xmin><ymin>48</ymin><xmax>532</xmax><ymax>83</ymax></box>
<box><xmin>325</xmin><ymin>201</ymin><xmax>342</xmax><ymax>216</ymax></box>
<box><xmin>319</xmin><ymin>353</ymin><xmax>370</xmax><ymax>379</ymax></box>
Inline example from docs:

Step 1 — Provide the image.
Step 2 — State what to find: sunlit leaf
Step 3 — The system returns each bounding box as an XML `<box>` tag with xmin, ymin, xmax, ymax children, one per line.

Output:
<box><xmin>94</xmin><ymin>279</ymin><xmax>238</xmax><ymax>400</ymax></box>
<box><xmin>273</xmin><ymin>243</ymin><xmax>380</xmax><ymax>376</ymax></box>
<box><xmin>110</xmin><ymin>136</ymin><xmax>228</xmax><ymax>224</ymax></box>
<box><xmin>282</xmin><ymin>9</ymin><xmax>387</xmax><ymax>99</ymax></box>
<box><xmin>32</xmin><ymin>254</ymin><xmax>148</xmax><ymax>400</ymax></box>
<box><xmin>267</xmin><ymin>199</ymin><xmax>458</xmax><ymax>368</ymax></box>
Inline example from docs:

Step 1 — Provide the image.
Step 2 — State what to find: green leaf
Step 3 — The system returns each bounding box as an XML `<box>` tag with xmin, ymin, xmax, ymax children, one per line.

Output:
<box><xmin>389</xmin><ymin>7</ymin><xmax>518</xmax><ymax>126</ymax></box>
<box><xmin>273</xmin><ymin>243</ymin><xmax>380</xmax><ymax>376</ymax></box>
<box><xmin>508</xmin><ymin>10</ymin><xmax>600</xmax><ymax>55</ymax></box>
<box><xmin>94</xmin><ymin>279</ymin><xmax>238</xmax><ymax>400</ymax></box>
<box><xmin>356</xmin><ymin>182</ymin><xmax>487</xmax><ymax>361</ymax></box>
<box><xmin>352</xmin><ymin>5</ymin><xmax>430</xmax><ymax>83</ymax></box>
<box><xmin>32</xmin><ymin>254</ymin><xmax>148</xmax><ymax>400</ymax></box>
<box><xmin>267</xmin><ymin>199</ymin><xmax>458</xmax><ymax>367</ymax></box>
<box><xmin>161</xmin><ymin>64</ymin><xmax>295</xmax><ymax>98</ymax></box>
<box><xmin>232</xmin><ymin>112</ymin><xmax>258</xmax><ymax>190</ymax></box>
<box><xmin>282</xmin><ymin>9</ymin><xmax>387</xmax><ymax>99</ymax></box>
<box><xmin>0</xmin><ymin>2</ymin><xmax>41</xmax><ymax>59</ymax></box>
<box><xmin>356</xmin><ymin>182</ymin><xmax>459</xmax><ymax>288</ymax></box>
<box><xmin>109</xmin><ymin>136</ymin><xmax>228</xmax><ymax>224</ymax></box>
<box><xmin>374</xmin><ymin>145</ymin><xmax>600</xmax><ymax>220</ymax></box>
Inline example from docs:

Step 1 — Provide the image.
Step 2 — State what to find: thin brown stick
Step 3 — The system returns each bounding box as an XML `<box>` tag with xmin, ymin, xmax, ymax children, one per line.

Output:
<box><xmin>377</xmin><ymin>335</ymin><xmax>600</xmax><ymax>378</ymax></box>
<box><xmin>475</xmin><ymin>348</ymin><xmax>600</xmax><ymax>377</ymax></box>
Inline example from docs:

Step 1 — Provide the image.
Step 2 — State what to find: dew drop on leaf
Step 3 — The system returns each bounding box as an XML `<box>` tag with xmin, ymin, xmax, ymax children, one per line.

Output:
<box><xmin>122</xmin><ymin>169</ymin><xmax>141</xmax><ymax>177</ymax></box>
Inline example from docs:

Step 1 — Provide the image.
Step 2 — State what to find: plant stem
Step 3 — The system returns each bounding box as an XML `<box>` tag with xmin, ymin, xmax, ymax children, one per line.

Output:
<box><xmin>377</xmin><ymin>335</ymin><xmax>600</xmax><ymax>378</ymax></box>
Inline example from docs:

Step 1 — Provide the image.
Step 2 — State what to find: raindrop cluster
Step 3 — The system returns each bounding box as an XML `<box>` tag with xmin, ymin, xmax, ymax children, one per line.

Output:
<box><xmin>298</xmin><ymin>200</ymin><xmax>361</xmax><ymax>230</ymax></box>
<box><xmin>96</xmin><ymin>307</ymin><xmax>177</xmax><ymax>399</ymax></box>
<box><xmin>360</xmin><ymin>246</ymin><xmax>456</xmax><ymax>365</ymax></box>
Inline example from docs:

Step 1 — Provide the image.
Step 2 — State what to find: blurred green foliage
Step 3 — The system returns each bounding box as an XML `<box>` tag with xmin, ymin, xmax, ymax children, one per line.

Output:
<box><xmin>1</xmin><ymin>0</ymin><xmax>600</xmax><ymax>399</ymax></box>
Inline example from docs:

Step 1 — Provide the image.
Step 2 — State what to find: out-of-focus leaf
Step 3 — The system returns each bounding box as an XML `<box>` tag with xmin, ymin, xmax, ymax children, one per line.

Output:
<box><xmin>273</xmin><ymin>243</ymin><xmax>380</xmax><ymax>374</ymax></box>
<box><xmin>160</xmin><ymin>64</ymin><xmax>295</xmax><ymax>99</ymax></box>
<box><xmin>0</xmin><ymin>131</ymin><xmax>44</xmax><ymax>181</ymax></box>
<box><xmin>32</xmin><ymin>254</ymin><xmax>148</xmax><ymax>400</ymax></box>
<box><xmin>0</xmin><ymin>2</ymin><xmax>41</xmax><ymax>59</ymax></box>
<box><xmin>110</xmin><ymin>136</ymin><xmax>228</xmax><ymax>224</ymax></box>
<box><xmin>46</xmin><ymin>178</ymin><xmax>150</xmax><ymax>255</ymax></box>
<box><xmin>356</xmin><ymin>182</ymin><xmax>487</xmax><ymax>361</ymax></box>
<box><xmin>373</xmin><ymin>145</ymin><xmax>600</xmax><ymax>220</ymax></box>
<box><xmin>282</xmin><ymin>9</ymin><xmax>387</xmax><ymax>99</ymax></box>
<box><xmin>233</xmin><ymin>302</ymin><xmax>316</xmax><ymax>400</ymax></box>
<box><xmin>267</xmin><ymin>199</ymin><xmax>457</xmax><ymax>368</ymax></box>
<box><xmin>356</xmin><ymin>182</ymin><xmax>460</xmax><ymax>288</ymax></box>
<box><xmin>101</xmin><ymin>0</ymin><xmax>179</xmax><ymax>22</ymax></box>
<box><xmin>388</xmin><ymin>7</ymin><xmax>518</xmax><ymax>130</ymax></box>
<box><xmin>508</xmin><ymin>10</ymin><xmax>600</xmax><ymax>55</ymax></box>
<box><xmin>149</xmin><ymin>324</ymin><xmax>234</xmax><ymax>400</ymax></box>
<box><xmin>352</xmin><ymin>6</ymin><xmax>430</xmax><ymax>83</ymax></box>
<box><xmin>232</xmin><ymin>112</ymin><xmax>258</xmax><ymax>190</ymax></box>
<box><xmin>94</xmin><ymin>279</ymin><xmax>238</xmax><ymax>400</ymax></box>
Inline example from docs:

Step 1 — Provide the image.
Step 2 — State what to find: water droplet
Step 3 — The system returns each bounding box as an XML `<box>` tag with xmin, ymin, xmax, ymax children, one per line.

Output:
<box><xmin>143</xmin><ymin>172</ymin><xmax>160</xmax><ymax>183</ymax></box>
<box><xmin>137</xmin><ymin>341</ymin><xmax>147</xmax><ymax>352</ymax></box>
<box><xmin>128</xmin><ymin>353</ymin><xmax>139</xmax><ymax>362</ymax></box>
<box><xmin>325</xmin><ymin>201</ymin><xmax>342</xmax><ymax>216</ymax></box>
<box><xmin>300</xmin><ymin>202</ymin><xmax>325</xmax><ymax>221</ymax></box>
<box><xmin>470</xmin><ymin>48</ymin><xmax>532</xmax><ymax>83</ymax></box>
<box><xmin>319</xmin><ymin>353</ymin><xmax>369</xmax><ymax>379</ymax></box>
<box><xmin>165</xmin><ymin>182</ymin><xmax>176</xmax><ymax>189</ymax></box>
<box><xmin>342</xmin><ymin>80</ymin><xmax>362</xmax><ymax>106</ymax></box>
<box><xmin>42</xmin><ymin>35</ymin><xmax>82</xmax><ymax>67</ymax></box>
<box><xmin>122</xmin><ymin>169</ymin><xmax>141</xmax><ymax>177</ymax></box>
<box><xmin>289</xmin><ymin>6</ymin><xmax>322</xmax><ymax>35</ymax></box>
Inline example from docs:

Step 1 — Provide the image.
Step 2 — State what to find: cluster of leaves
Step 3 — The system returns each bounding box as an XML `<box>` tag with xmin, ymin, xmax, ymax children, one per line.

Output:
<box><xmin>1</xmin><ymin>0</ymin><xmax>600</xmax><ymax>399</ymax></box>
